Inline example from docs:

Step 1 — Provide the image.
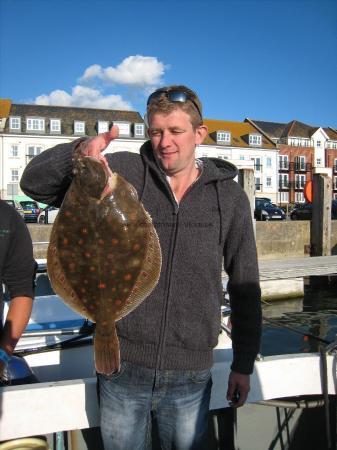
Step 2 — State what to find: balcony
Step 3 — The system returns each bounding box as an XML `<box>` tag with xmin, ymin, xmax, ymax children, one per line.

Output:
<box><xmin>254</xmin><ymin>164</ymin><xmax>263</xmax><ymax>172</ymax></box>
<box><xmin>25</xmin><ymin>154</ymin><xmax>36</xmax><ymax>164</ymax></box>
<box><xmin>287</xmin><ymin>162</ymin><xmax>312</xmax><ymax>172</ymax></box>
<box><xmin>287</xmin><ymin>181</ymin><xmax>306</xmax><ymax>190</ymax></box>
<box><xmin>278</xmin><ymin>182</ymin><xmax>290</xmax><ymax>190</ymax></box>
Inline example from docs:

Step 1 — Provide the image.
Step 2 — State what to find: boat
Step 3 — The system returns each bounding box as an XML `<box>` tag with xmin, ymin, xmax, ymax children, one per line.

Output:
<box><xmin>0</xmin><ymin>260</ymin><xmax>336</xmax><ymax>449</ymax></box>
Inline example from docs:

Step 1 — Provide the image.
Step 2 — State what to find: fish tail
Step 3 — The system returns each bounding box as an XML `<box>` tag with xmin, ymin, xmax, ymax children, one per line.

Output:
<box><xmin>94</xmin><ymin>323</ymin><xmax>120</xmax><ymax>375</ymax></box>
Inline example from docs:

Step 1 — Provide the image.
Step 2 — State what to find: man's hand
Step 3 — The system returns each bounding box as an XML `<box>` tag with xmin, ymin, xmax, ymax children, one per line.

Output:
<box><xmin>80</xmin><ymin>126</ymin><xmax>119</xmax><ymax>158</ymax></box>
<box><xmin>226</xmin><ymin>370</ymin><xmax>250</xmax><ymax>408</ymax></box>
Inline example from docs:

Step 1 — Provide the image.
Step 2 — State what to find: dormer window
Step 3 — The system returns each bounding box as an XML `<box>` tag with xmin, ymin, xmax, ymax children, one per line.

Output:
<box><xmin>113</xmin><ymin>121</ymin><xmax>130</xmax><ymax>137</ymax></box>
<box><xmin>217</xmin><ymin>131</ymin><xmax>231</xmax><ymax>144</ymax></box>
<box><xmin>134</xmin><ymin>123</ymin><xmax>145</xmax><ymax>138</ymax></box>
<box><xmin>50</xmin><ymin>119</ymin><xmax>61</xmax><ymax>133</ymax></box>
<box><xmin>249</xmin><ymin>134</ymin><xmax>262</xmax><ymax>146</ymax></box>
<box><xmin>74</xmin><ymin>121</ymin><xmax>85</xmax><ymax>134</ymax></box>
<box><xmin>27</xmin><ymin>117</ymin><xmax>45</xmax><ymax>132</ymax></box>
<box><xmin>9</xmin><ymin>117</ymin><xmax>21</xmax><ymax>131</ymax></box>
<box><xmin>97</xmin><ymin>121</ymin><xmax>109</xmax><ymax>134</ymax></box>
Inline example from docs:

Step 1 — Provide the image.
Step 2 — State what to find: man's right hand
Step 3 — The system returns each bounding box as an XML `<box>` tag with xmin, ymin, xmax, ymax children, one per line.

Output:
<box><xmin>80</xmin><ymin>126</ymin><xmax>119</xmax><ymax>158</ymax></box>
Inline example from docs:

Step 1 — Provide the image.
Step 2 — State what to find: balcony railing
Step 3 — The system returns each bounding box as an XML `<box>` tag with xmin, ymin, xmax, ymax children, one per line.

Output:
<box><xmin>286</xmin><ymin>181</ymin><xmax>306</xmax><ymax>190</ymax></box>
<box><xmin>287</xmin><ymin>162</ymin><xmax>312</xmax><ymax>172</ymax></box>
<box><xmin>278</xmin><ymin>161</ymin><xmax>289</xmax><ymax>170</ymax></box>
<box><xmin>278</xmin><ymin>182</ymin><xmax>290</xmax><ymax>190</ymax></box>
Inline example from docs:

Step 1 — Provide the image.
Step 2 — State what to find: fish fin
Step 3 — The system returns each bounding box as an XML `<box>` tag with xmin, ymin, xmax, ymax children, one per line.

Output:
<box><xmin>94</xmin><ymin>323</ymin><xmax>120</xmax><ymax>374</ymax></box>
<box><xmin>116</xmin><ymin>224</ymin><xmax>162</xmax><ymax>320</ymax></box>
<box><xmin>47</xmin><ymin>216</ymin><xmax>96</xmax><ymax>322</ymax></box>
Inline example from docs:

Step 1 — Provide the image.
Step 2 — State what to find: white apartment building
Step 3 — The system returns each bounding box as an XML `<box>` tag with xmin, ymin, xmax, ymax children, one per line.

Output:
<box><xmin>0</xmin><ymin>100</ymin><xmax>146</xmax><ymax>201</ymax></box>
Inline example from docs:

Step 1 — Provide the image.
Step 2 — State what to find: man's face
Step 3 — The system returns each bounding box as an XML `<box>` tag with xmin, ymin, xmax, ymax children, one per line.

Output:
<box><xmin>148</xmin><ymin>109</ymin><xmax>207</xmax><ymax>176</ymax></box>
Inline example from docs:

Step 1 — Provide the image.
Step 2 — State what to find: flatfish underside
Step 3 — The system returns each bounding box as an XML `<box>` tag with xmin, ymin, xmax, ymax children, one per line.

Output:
<box><xmin>47</xmin><ymin>154</ymin><xmax>162</xmax><ymax>374</ymax></box>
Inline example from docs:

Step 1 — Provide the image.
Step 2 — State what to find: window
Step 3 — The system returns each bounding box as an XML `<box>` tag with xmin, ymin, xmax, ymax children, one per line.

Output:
<box><xmin>239</xmin><ymin>155</ymin><xmax>245</xmax><ymax>160</ymax></box>
<box><xmin>266</xmin><ymin>177</ymin><xmax>272</xmax><ymax>187</ymax></box>
<box><xmin>217</xmin><ymin>155</ymin><xmax>229</xmax><ymax>160</ymax></box>
<box><xmin>266</xmin><ymin>157</ymin><xmax>272</xmax><ymax>168</ymax></box>
<box><xmin>98</xmin><ymin>121</ymin><xmax>109</xmax><ymax>134</ymax></box>
<box><xmin>295</xmin><ymin>192</ymin><xmax>304</xmax><ymax>203</ymax></box>
<box><xmin>316</xmin><ymin>158</ymin><xmax>322</xmax><ymax>166</ymax></box>
<box><xmin>217</xmin><ymin>131</ymin><xmax>231</xmax><ymax>144</ymax></box>
<box><xmin>251</xmin><ymin>157</ymin><xmax>262</xmax><ymax>171</ymax></box>
<box><xmin>278</xmin><ymin>155</ymin><xmax>289</xmax><ymax>170</ymax></box>
<box><xmin>334</xmin><ymin>158</ymin><xmax>337</xmax><ymax>172</ymax></box>
<box><xmin>9</xmin><ymin>117</ymin><xmax>21</xmax><ymax>131</ymax></box>
<box><xmin>9</xmin><ymin>145</ymin><xmax>19</xmax><ymax>157</ymax></box>
<box><xmin>249</xmin><ymin>134</ymin><xmax>262</xmax><ymax>146</ymax></box>
<box><xmin>27</xmin><ymin>117</ymin><xmax>45</xmax><ymax>132</ymax></box>
<box><xmin>279</xmin><ymin>192</ymin><xmax>289</xmax><ymax>203</ymax></box>
<box><xmin>74</xmin><ymin>121</ymin><xmax>85</xmax><ymax>134</ymax></box>
<box><xmin>255</xmin><ymin>177</ymin><xmax>261</xmax><ymax>191</ymax></box>
<box><xmin>50</xmin><ymin>119</ymin><xmax>61</xmax><ymax>133</ymax></box>
<box><xmin>279</xmin><ymin>174</ymin><xmax>289</xmax><ymax>189</ymax></box>
<box><xmin>295</xmin><ymin>174</ymin><xmax>306</xmax><ymax>189</ymax></box>
<box><xmin>316</xmin><ymin>140</ymin><xmax>321</xmax><ymax>147</ymax></box>
<box><xmin>295</xmin><ymin>156</ymin><xmax>305</xmax><ymax>171</ymax></box>
<box><xmin>27</xmin><ymin>145</ymin><xmax>42</xmax><ymax>162</ymax></box>
<box><xmin>134</xmin><ymin>123</ymin><xmax>145</xmax><ymax>137</ymax></box>
<box><xmin>334</xmin><ymin>177</ymin><xmax>337</xmax><ymax>190</ymax></box>
<box><xmin>113</xmin><ymin>122</ymin><xmax>130</xmax><ymax>137</ymax></box>
<box><xmin>7</xmin><ymin>184</ymin><xmax>18</xmax><ymax>196</ymax></box>
<box><xmin>11</xmin><ymin>169</ymin><xmax>19</xmax><ymax>182</ymax></box>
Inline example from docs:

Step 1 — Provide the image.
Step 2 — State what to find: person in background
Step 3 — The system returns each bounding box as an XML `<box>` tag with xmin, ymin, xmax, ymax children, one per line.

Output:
<box><xmin>20</xmin><ymin>85</ymin><xmax>262</xmax><ymax>450</ymax></box>
<box><xmin>0</xmin><ymin>199</ymin><xmax>36</xmax><ymax>379</ymax></box>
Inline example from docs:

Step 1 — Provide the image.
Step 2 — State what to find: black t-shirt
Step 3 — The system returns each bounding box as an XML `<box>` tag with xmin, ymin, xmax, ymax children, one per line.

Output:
<box><xmin>0</xmin><ymin>200</ymin><xmax>36</xmax><ymax>328</ymax></box>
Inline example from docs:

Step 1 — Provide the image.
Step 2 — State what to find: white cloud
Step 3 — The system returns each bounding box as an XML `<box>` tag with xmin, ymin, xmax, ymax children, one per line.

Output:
<box><xmin>34</xmin><ymin>55</ymin><xmax>168</xmax><ymax>109</ymax></box>
<box><xmin>35</xmin><ymin>85</ymin><xmax>132</xmax><ymax>110</ymax></box>
<box><xmin>79</xmin><ymin>55</ymin><xmax>167</xmax><ymax>87</ymax></box>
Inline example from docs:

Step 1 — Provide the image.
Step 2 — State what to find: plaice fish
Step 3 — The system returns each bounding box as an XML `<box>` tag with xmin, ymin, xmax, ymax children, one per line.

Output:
<box><xmin>47</xmin><ymin>151</ymin><xmax>162</xmax><ymax>374</ymax></box>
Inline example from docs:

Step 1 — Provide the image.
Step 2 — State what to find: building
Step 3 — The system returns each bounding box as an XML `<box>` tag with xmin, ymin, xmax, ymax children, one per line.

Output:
<box><xmin>246</xmin><ymin>119</ymin><xmax>337</xmax><ymax>204</ymax></box>
<box><xmin>0</xmin><ymin>100</ymin><xmax>146</xmax><ymax>201</ymax></box>
<box><xmin>198</xmin><ymin>119</ymin><xmax>278</xmax><ymax>202</ymax></box>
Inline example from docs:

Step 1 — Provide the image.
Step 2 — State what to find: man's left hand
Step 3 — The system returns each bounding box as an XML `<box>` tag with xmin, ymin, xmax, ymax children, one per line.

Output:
<box><xmin>226</xmin><ymin>370</ymin><xmax>250</xmax><ymax>408</ymax></box>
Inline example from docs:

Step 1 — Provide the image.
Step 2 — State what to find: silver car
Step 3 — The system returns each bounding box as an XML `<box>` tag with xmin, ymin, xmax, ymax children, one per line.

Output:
<box><xmin>4</xmin><ymin>199</ymin><xmax>25</xmax><ymax>220</ymax></box>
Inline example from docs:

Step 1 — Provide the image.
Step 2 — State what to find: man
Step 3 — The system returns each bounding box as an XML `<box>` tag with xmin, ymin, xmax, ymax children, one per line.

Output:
<box><xmin>21</xmin><ymin>85</ymin><xmax>262</xmax><ymax>450</ymax></box>
<box><xmin>0</xmin><ymin>199</ymin><xmax>36</xmax><ymax>379</ymax></box>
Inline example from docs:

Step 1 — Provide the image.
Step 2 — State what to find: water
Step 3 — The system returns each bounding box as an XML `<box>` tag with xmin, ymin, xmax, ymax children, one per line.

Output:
<box><xmin>261</xmin><ymin>277</ymin><xmax>337</xmax><ymax>356</ymax></box>
<box><xmin>36</xmin><ymin>271</ymin><xmax>337</xmax><ymax>357</ymax></box>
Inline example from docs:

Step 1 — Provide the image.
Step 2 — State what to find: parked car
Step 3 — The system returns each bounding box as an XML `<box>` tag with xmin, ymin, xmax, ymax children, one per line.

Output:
<box><xmin>254</xmin><ymin>198</ymin><xmax>286</xmax><ymax>221</ymax></box>
<box><xmin>3</xmin><ymin>199</ymin><xmax>25</xmax><ymax>219</ymax></box>
<box><xmin>37</xmin><ymin>206</ymin><xmax>59</xmax><ymax>224</ymax></box>
<box><xmin>19</xmin><ymin>200</ymin><xmax>41</xmax><ymax>223</ymax></box>
<box><xmin>290</xmin><ymin>200</ymin><xmax>337</xmax><ymax>220</ymax></box>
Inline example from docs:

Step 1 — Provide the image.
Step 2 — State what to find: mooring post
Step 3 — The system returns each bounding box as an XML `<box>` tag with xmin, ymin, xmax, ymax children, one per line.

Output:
<box><xmin>238</xmin><ymin>168</ymin><xmax>255</xmax><ymax>228</ymax></box>
<box><xmin>310</xmin><ymin>174</ymin><xmax>332</xmax><ymax>256</ymax></box>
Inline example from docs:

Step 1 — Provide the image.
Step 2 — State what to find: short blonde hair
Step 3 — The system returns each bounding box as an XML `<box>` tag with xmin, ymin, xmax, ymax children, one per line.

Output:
<box><xmin>146</xmin><ymin>85</ymin><xmax>203</xmax><ymax>129</ymax></box>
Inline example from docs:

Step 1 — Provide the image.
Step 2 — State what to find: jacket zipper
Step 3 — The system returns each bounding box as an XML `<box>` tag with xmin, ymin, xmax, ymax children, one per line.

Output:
<box><xmin>155</xmin><ymin>176</ymin><xmax>201</xmax><ymax>369</ymax></box>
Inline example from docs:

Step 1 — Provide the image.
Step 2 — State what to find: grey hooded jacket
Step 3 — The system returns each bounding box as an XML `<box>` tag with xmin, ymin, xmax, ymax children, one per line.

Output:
<box><xmin>20</xmin><ymin>139</ymin><xmax>262</xmax><ymax>374</ymax></box>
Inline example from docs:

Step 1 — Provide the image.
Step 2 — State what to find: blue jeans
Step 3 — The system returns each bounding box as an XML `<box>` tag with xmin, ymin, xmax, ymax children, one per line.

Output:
<box><xmin>98</xmin><ymin>361</ymin><xmax>212</xmax><ymax>450</ymax></box>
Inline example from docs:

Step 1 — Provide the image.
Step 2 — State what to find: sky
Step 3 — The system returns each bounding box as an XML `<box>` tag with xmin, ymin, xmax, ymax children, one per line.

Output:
<box><xmin>0</xmin><ymin>0</ymin><xmax>336</xmax><ymax>128</ymax></box>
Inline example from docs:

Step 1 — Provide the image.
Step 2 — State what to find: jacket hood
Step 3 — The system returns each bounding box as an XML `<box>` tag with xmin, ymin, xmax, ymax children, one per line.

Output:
<box><xmin>139</xmin><ymin>140</ymin><xmax>238</xmax><ymax>185</ymax></box>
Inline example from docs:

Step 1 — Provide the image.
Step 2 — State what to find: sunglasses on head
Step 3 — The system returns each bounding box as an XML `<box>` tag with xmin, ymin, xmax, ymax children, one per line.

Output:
<box><xmin>147</xmin><ymin>89</ymin><xmax>202</xmax><ymax>119</ymax></box>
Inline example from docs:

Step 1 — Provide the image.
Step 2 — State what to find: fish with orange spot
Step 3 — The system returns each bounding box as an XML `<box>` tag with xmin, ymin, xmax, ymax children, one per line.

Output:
<box><xmin>47</xmin><ymin>148</ymin><xmax>162</xmax><ymax>375</ymax></box>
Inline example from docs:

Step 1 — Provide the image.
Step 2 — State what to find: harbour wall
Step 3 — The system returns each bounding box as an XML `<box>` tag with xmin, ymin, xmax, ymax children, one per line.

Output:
<box><xmin>28</xmin><ymin>221</ymin><xmax>337</xmax><ymax>260</ymax></box>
